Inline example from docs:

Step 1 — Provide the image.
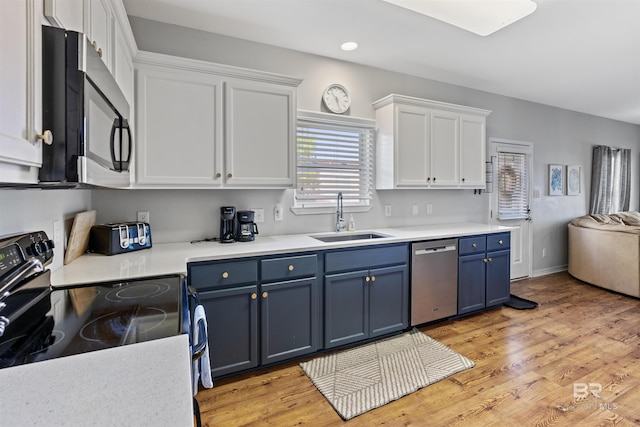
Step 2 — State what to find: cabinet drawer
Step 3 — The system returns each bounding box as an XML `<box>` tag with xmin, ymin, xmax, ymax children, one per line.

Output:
<box><xmin>261</xmin><ymin>254</ymin><xmax>317</xmax><ymax>282</ymax></box>
<box><xmin>189</xmin><ymin>259</ymin><xmax>258</xmax><ymax>289</ymax></box>
<box><xmin>487</xmin><ymin>233</ymin><xmax>510</xmax><ymax>252</ymax></box>
<box><xmin>459</xmin><ymin>236</ymin><xmax>486</xmax><ymax>255</ymax></box>
<box><xmin>325</xmin><ymin>244</ymin><xmax>408</xmax><ymax>273</ymax></box>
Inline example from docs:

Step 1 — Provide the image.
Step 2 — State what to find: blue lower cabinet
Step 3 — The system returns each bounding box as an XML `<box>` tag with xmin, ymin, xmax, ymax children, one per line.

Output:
<box><xmin>458</xmin><ymin>233</ymin><xmax>511</xmax><ymax>315</ymax></box>
<box><xmin>324</xmin><ymin>244</ymin><xmax>409</xmax><ymax>349</ymax></box>
<box><xmin>261</xmin><ymin>277</ymin><xmax>320</xmax><ymax>364</ymax></box>
<box><xmin>190</xmin><ymin>254</ymin><xmax>320</xmax><ymax>377</ymax></box>
<box><xmin>198</xmin><ymin>285</ymin><xmax>259</xmax><ymax>377</ymax></box>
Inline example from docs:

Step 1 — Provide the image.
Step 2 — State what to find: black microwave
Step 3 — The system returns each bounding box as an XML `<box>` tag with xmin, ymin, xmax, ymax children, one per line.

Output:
<box><xmin>40</xmin><ymin>26</ymin><xmax>131</xmax><ymax>188</ymax></box>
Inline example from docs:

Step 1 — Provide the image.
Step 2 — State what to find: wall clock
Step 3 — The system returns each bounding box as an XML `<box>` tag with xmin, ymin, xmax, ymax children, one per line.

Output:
<box><xmin>322</xmin><ymin>84</ymin><xmax>351</xmax><ymax>114</ymax></box>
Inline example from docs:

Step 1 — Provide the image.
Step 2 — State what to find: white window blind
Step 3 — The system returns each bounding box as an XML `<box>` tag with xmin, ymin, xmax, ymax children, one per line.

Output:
<box><xmin>497</xmin><ymin>151</ymin><xmax>529</xmax><ymax>219</ymax></box>
<box><xmin>296</xmin><ymin>113</ymin><xmax>374</xmax><ymax>208</ymax></box>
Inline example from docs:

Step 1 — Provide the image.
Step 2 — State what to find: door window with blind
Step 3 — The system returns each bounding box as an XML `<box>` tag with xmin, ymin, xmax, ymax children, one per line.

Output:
<box><xmin>295</xmin><ymin>111</ymin><xmax>375</xmax><ymax>211</ymax></box>
<box><xmin>497</xmin><ymin>152</ymin><xmax>530</xmax><ymax>220</ymax></box>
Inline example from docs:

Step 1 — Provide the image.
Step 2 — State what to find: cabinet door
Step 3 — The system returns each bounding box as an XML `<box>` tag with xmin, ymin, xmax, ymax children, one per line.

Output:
<box><xmin>324</xmin><ymin>270</ymin><xmax>368</xmax><ymax>348</ymax></box>
<box><xmin>0</xmin><ymin>0</ymin><xmax>43</xmax><ymax>183</ymax></box>
<box><xmin>394</xmin><ymin>105</ymin><xmax>431</xmax><ymax>187</ymax></box>
<box><xmin>43</xmin><ymin>0</ymin><xmax>84</xmax><ymax>32</ymax></box>
<box><xmin>430</xmin><ymin>110</ymin><xmax>459</xmax><ymax>186</ymax></box>
<box><xmin>86</xmin><ymin>0</ymin><xmax>113</xmax><ymax>71</ymax></box>
<box><xmin>261</xmin><ymin>277</ymin><xmax>319</xmax><ymax>364</ymax></box>
<box><xmin>224</xmin><ymin>79</ymin><xmax>295</xmax><ymax>187</ymax></box>
<box><xmin>113</xmin><ymin>19</ymin><xmax>134</xmax><ymax>105</ymax></box>
<box><xmin>369</xmin><ymin>265</ymin><xmax>408</xmax><ymax>338</ymax></box>
<box><xmin>458</xmin><ymin>253</ymin><xmax>486</xmax><ymax>314</ymax></box>
<box><xmin>135</xmin><ymin>64</ymin><xmax>223</xmax><ymax>186</ymax></box>
<box><xmin>485</xmin><ymin>249</ymin><xmax>510</xmax><ymax>307</ymax></box>
<box><xmin>460</xmin><ymin>114</ymin><xmax>486</xmax><ymax>188</ymax></box>
<box><xmin>199</xmin><ymin>285</ymin><xmax>258</xmax><ymax>377</ymax></box>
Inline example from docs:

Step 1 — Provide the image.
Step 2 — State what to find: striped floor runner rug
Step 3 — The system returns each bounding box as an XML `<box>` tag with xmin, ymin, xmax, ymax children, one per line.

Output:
<box><xmin>300</xmin><ymin>329</ymin><xmax>474</xmax><ymax>420</ymax></box>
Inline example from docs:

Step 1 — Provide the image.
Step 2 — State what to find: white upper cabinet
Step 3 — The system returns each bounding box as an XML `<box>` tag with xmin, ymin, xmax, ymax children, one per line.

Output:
<box><xmin>85</xmin><ymin>0</ymin><xmax>113</xmax><ymax>71</ymax></box>
<box><xmin>0</xmin><ymin>0</ymin><xmax>44</xmax><ymax>184</ymax></box>
<box><xmin>133</xmin><ymin>52</ymin><xmax>301</xmax><ymax>189</ymax></box>
<box><xmin>374</xmin><ymin>94</ymin><xmax>491</xmax><ymax>190</ymax></box>
<box><xmin>224</xmin><ymin>79</ymin><xmax>296</xmax><ymax>187</ymax></box>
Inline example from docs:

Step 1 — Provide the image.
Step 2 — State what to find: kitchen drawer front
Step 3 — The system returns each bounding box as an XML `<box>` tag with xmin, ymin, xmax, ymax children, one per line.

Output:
<box><xmin>458</xmin><ymin>235</ymin><xmax>486</xmax><ymax>256</ymax></box>
<box><xmin>325</xmin><ymin>244</ymin><xmax>408</xmax><ymax>273</ymax></box>
<box><xmin>487</xmin><ymin>233</ymin><xmax>510</xmax><ymax>252</ymax></box>
<box><xmin>189</xmin><ymin>259</ymin><xmax>258</xmax><ymax>289</ymax></box>
<box><xmin>261</xmin><ymin>254</ymin><xmax>317</xmax><ymax>282</ymax></box>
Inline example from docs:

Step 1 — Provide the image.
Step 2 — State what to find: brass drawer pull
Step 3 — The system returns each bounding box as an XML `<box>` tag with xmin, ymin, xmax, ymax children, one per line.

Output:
<box><xmin>288</xmin><ymin>265</ymin><xmax>295</xmax><ymax>271</ymax></box>
<box><xmin>251</xmin><ymin>293</ymin><xmax>257</xmax><ymax>300</ymax></box>
<box><xmin>370</xmin><ymin>276</ymin><xmax>376</xmax><ymax>282</ymax></box>
<box><xmin>365</xmin><ymin>276</ymin><xmax>370</xmax><ymax>282</ymax></box>
<box><xmin>472</xmin><ymin>243</ymin><xmax>477</xmax><ymax>248</ymax></box>
<box><xmin>499</xmin><ymin>240</ymin><xmax>503</xmax><ymax>245</ymax></box>
<box><xmin>227</xmin><ymin>173</ymin><xmax>233</xmax><ymax>178</ymax></box>
<box><xmin>262</xmin><ymin>291</ymin><xmax>268</xmax><ymax>298</ymax></box>
<box><xmin>37</xmin><ymin>130</ymin><xmax>53</xmax><ymax>145</ymax></box>
<box><xmin>222</xmin><ymin>272</ymin><xmax>229</xmax><ymax>279</ymax></box>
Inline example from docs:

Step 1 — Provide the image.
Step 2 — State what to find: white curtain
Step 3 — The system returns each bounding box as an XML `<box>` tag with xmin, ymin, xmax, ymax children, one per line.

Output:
<box><xmin>589</xmin><ymin>145</ymin><xmax>631</xmax><ymax>214</ymax></box>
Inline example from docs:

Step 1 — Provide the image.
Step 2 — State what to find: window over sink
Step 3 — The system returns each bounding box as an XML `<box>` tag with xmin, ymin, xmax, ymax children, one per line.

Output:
<box><xmin>294</xmin><ymin>110</ymin><xmax>375</xmax><ymax>214</ymax></box>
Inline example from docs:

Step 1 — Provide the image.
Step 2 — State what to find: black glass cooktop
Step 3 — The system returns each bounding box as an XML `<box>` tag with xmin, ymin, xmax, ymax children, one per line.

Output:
<box><xmin>0</xmin><ymin>275</ymin><xmax>186</xmax><ymax>369</ymax></box>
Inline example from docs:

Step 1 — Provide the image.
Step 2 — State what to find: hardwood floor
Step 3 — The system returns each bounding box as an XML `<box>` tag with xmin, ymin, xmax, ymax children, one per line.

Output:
<box><xmin>195</xmin><ymin>272</ymin><xmax>640</xmax><ymax>426</ymax></box>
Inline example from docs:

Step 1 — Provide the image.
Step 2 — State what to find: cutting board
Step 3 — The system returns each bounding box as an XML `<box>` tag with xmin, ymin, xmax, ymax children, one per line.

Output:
<box><xmin>64</xmin><ymin>210</ymin><xmax>97</xmax><ymax>265</ymax></box>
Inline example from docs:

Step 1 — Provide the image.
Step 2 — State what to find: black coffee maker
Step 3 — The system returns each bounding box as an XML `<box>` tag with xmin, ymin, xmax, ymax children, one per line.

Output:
<box><xmin>219</xmin><ymin>206</ymin><xmax>236</xmax><ymax>243</ymax></box>
<box><xmin>235</xmin><ymin>210</ymin><xmax>259</xmax><ymax>242</ymax></box>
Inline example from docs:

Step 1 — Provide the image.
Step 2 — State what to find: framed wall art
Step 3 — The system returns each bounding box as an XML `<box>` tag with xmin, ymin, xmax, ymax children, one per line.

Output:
<box><xmin>549</xmin><ymin>164</ymin><xmax>564</xmax><ymax>196</ymax></box>
<box><xmin>566</xmin><ymin>165</ymin><xmax>582</xmax><ymax>196</ymax></box>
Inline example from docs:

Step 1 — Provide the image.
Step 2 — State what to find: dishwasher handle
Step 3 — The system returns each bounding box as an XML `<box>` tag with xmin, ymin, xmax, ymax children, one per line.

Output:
<box><xmin>414</xmin><ymin>245</ymin><xmax>457</xmax><ymax>255</ymax></box>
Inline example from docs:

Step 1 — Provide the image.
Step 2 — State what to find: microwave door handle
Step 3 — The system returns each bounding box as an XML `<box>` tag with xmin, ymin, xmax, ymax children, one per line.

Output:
<box><xmin>110</xmin><ymin>118</ymin><xmax>118</xmax><ymax>170</ymax></box>
<box><xmin>122</xmin><ymin>119</ymin><xmax>132</xmax><ymax>169</ymax></box>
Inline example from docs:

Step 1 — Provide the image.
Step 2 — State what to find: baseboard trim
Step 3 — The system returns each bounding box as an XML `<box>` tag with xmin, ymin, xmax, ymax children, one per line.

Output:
<box><xmin>532</xmin><ymin>265</ymin><xmax>568</xmax><ymax>278</ymax></box>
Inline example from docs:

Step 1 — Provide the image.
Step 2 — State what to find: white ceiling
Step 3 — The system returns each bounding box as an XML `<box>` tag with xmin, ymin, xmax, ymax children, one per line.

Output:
<box><xmin>123</xmin><ymin>0</ymin><xmax>640</xmax><ymax>125</ymax></box>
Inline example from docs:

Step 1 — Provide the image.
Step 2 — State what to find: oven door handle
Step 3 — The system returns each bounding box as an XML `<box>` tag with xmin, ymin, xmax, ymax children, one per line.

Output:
<box><xmin>192</xmin><ymin>316</ymin><xmax>207</xmax><ymax>362</ymax></box>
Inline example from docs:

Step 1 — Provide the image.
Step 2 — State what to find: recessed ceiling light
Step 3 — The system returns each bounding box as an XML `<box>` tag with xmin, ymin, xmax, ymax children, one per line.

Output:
<box><xmin>382</xmin><ymin>0</ymin><xmax>537</xmax><ymax>36</ymax></box>
<box><xmin>341</xmin><ymin>41</ymin><xmax>359</xmax><ymax>51</ymax></box>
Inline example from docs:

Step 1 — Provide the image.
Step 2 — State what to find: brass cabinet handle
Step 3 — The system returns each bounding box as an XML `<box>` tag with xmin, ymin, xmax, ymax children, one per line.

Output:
<box><xmin>487</xmin><ymin>258</ymin><xmax>493</xmax><ymax>262</ymax></box>
<box><xmin>92</xmin><ymin>41</ymin><xmax>97</xmax><ymax>49</ymax></box>
<box><xmin>483</xmin><ymin>258</ymin><xmax>488</xmax><ymax>263</ymax></box>
<box><xmin>365</xmin><ymin>276</ymin><xmax>370</xmax><ymax>282</ymax></box>
<box><xmin>288</xmin><ymin>265</ymin><xmax>294</xmax><ymax>271</ymax></box>
<box><xmin>472</xmin><ymin>243</ymin><xmax>477</xmax><ymax>248</ymax></box>
<box><xmin>215</xmin><ymin>173</ymin><xmax>221</xmax><ymax>178</ymax></box>
<box><xmin>227</xmin><ymin>173</ymin><xmax>233</xmax><ymax>178</ymax></box>
<box><xmin>499</xmin><ymin>240</ymin><xmax>503</xmax><ymax>245</ymax></box>
<box><xmin>251</xmin><ymin>293</ymin><xmax>257</xmax><ymax>300</ymax></box>
<box><xmin>262</xmin><ymin>291</ymin><xmax>268</xmax><ymax>298</ymax></box>
<box><xmin>222</xmin><ymin>271</ymin><xmax>229</xmax><ymax>279</ymax></box>
<box><xmin>370</xmin><ymin>276</ymin><xmax>376</xmax><ymax>282</ymax></box>
<box><xmin>37</xmin><ymin>130</ymin><xmax>53</xmax><ymax>145</ymax></box>
<box><xmin>97</xmin><ymin>47</ymin><xmax>102</xmax><ymax>58</ymax></box>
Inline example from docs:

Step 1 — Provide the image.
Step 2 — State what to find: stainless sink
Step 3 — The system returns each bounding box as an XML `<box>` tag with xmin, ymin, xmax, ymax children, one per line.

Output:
<box><xmin>311</xmin><ymin>232</ymin><xmax>390</xmax><ymax>243</ymax></box>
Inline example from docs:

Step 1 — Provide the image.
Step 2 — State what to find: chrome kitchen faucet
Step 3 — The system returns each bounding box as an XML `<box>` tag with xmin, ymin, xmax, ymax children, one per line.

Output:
<box><xmin>336</xmin><ymin>192</ymin><xmax>346</xmax><ymax>232</ymax></box>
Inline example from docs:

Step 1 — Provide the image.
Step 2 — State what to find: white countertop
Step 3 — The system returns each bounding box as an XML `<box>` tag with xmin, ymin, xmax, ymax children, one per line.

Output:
<box><xmin>51</xmin><ymin>222</ymin><xmax>511</xmax><ymax>287</ymax></box>
<box><xmin>0</xmin><ymin>334</ymin><xmax>194</xmax><ymax>426</ymax></box>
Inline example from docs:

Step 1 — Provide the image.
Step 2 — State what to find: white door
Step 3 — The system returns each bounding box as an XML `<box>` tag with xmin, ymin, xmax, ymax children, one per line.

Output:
<box><xmin>488</xmin><ymin>138</ymin><xmax>532</xmax><ymax>280</ymax></box>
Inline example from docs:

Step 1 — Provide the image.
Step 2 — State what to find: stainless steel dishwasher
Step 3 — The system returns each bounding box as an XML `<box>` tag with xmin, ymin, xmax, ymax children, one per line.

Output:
<box><xmin>411</xmin><ymin>239</ymin><xmax>458</xmax><ymax>325</ymax></box>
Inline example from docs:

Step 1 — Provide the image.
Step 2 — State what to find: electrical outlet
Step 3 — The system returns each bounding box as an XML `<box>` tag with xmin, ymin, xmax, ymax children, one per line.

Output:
<box><xmin>427</xmin><ymin>204</ymin><xmax>433</xmax><ymax>214</ymax></box>
<box><xmin>274</xmin><ymin>204</ymin><xmax>283</xmax><ymax>221</ymax></box>
<box><xmin>137</xmin><ymin>211</ymin><xmax>150</xmax><ymax>223</ymax></box>
<box><xmin>251</xmin><ymin>208</ymin><xmax>264</xmax><ymax>223</ymax></box>
<box><xmin>53</xmin><ymin>220</ymin><xmax>64</xmax><ymax>251</ymax></box>
<box><xmin>542</xmin><ymin>248</ymin><xmax>547</xmax><ymax>257</ymax></box>
<box><xmin>384</xmin><ymin>205</ymin><xmax>392</xmax><ymax>217</ymax></box>
<box><xmin>412</xmin><ymin>205</ymin><xmax>419</xmax><ymax>216</ymax></box>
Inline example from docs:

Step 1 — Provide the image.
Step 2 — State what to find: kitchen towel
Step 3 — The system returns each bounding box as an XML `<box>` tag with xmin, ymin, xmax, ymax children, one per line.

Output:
<box><xmin>193</xmin><ymin>304</ymin><xmax>214</xmax><ymax>395</ymax></box>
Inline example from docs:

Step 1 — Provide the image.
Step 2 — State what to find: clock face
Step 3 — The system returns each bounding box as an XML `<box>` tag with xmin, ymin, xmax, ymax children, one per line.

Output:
<box><xmin>322</xmin><ymin>84</ymin><xmax>350</xmax><ymax>114</ymax></box>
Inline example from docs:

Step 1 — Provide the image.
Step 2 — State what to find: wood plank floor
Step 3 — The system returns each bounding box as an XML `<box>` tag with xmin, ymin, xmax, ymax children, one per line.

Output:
<box><xmin>195</xmin><ymin>272</ymin><xmax>640</xmax><ymax>426</ymax></box>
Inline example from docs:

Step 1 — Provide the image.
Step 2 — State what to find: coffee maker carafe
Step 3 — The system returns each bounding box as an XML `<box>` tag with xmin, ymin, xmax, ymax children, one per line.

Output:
<box><xmin>235</xmin><ymin>210</ymin><xmax>259</xmax><ymax>242</ymax></box>
<box><xmin>219</xmin><ymin>206</ymin><xmax>236</xmax><ymax>243</ymax></box>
